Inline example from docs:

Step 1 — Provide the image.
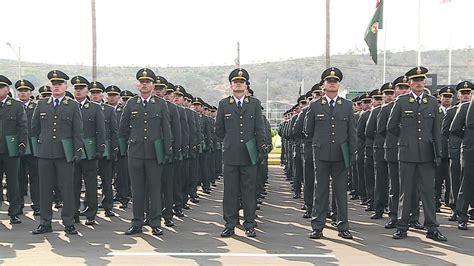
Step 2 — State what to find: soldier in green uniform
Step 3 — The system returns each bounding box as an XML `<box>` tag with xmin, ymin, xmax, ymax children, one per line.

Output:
<box><xmin>350</xmin><ymin>95</ymin><xmax>361</xmax><ymax>200</ymax></box>
<box><xmin>183</xmin><ymin>92</ymin><xmax>199</xmax><ymax>205</ymax></box>
<box><xmin>215</xmin><ymin>68</ymin><xmax>266</xmax><ymax>238</ymax></box>
<box><xmin>71</xmin><ymin>76</ymin><xmax>106</xmax><ymax>225</ymax></box>
<box><xmin>438</xmin><ymin>86</ymin><xmax>454</xmax><ymax>213</ymax></box>
<box><xmin>388</xmin><ymin>66</ymin><xmax>447</xmax><ymax>241</ymax></box>
<box><xmin>89</xmin><ymin>81</ymin><xmax>118</xmax><ymax>217</ymax></box>
<box><xmin>0</xmin><ymin>75</ymin><xmax>27</xmax><ymax>224</ymax></box>
<box><xmin>16</xmin><ymin>79</ymin><xmax>40</xmax><ymax>217</ymax></box>
<box><xmin>119</xmin><ymin>68</ymin><xmax>172</xmax><ymax>236</ymax></box>
<box><xmin>356</xmin><ymin>93</ymin><xmax>371</xmax><ymax>206</ymax></box>
<box><xmin>31</xmin><ymin>70</ymin><xmax>84</xmax><ymax>235</ymax></box>
<box><xmin>366</xmin><ymin>85</ymin><xmax>390</xmax><ymax>219</ymax></box>
<box><xmin>446</xmin><ymin>82</ymin><xmax>472</xmax><ymax>220</ymax></box>
<box><xmin>452</xmin><ymin>83</ymin><xmax>474</xmax><ymax>230</ymax></box>
<box><xmin>304</xmin><ymin>67</ymin><xmax>356</xmax><ymax>240</ymax></box>
<box><xmin>38</xmin><ymin>85</ymin><xmax>52</xmax><ymax>99</ymax></box>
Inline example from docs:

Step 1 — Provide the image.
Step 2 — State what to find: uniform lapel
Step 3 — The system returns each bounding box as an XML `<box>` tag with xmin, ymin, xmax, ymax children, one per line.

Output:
<box><xmin>240</xmin><ymin>96</ymin><xmax>249</xmax><ymax>115</ymax></box>
<box><xmin>320</xmin><ymin>97</ymin><xmax>332</xmax><ymax>115</ymax></box>
<box><xmin>331</xmin><ymin>96</ymin><xmax>342</xmax><ymax>116</ymax></box>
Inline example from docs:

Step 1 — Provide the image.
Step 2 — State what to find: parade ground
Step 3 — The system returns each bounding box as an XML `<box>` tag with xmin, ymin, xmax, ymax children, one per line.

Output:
<box><xmin>1</xmin><ymin>166</ymin><xmax>473</xmax><ymax>265</ymax></box>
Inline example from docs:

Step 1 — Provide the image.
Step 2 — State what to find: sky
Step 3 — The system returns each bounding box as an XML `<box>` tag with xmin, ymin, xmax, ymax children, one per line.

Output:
<box><xmin>0</xmin><ymin>0</ymin><xmax>471</xmax><ymax>67</ymax></box>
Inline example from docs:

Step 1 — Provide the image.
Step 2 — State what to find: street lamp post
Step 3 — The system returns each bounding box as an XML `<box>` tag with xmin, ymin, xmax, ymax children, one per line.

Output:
<box><xmin>6</xmin><ymin>42</ymin><xmax>21</xmax><ymax>80</ymax></box>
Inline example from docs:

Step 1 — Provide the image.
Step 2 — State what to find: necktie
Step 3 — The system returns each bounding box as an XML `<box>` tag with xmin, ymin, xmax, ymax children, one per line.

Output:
<box><xmin>24</xmin><ymin>104</ymin><xmax>27</xmax><ymax>110</ymax></box>
<box><xmin>54</xmin><ymin>99</ymin><xmax>60</xmax><ymax>108</ymax></box>
<box><xmin>143</xmin><ymin>100</ymin><xmax>148</xmax><ymax>108</ymax></box>
<box><xmin>416</xmin><ymin>96</ymin><xmax>421</xmax><ymax>105</ymax></box>
<box><xmin>329</xmin><ymin>99</ymin><xmax>335</xmax><ymax>112</ymax></box>
<box><xmin>237</xmin><ymin>101</ymin><xmax>242</xmax><ymax>110</ymax></box>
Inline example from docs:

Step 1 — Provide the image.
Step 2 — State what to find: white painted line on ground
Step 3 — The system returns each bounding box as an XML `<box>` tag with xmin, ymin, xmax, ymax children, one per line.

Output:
<box><xmin>108</xmin><ymin>252</ymin><xmax>335</xmax><ymax>258</ymax></box>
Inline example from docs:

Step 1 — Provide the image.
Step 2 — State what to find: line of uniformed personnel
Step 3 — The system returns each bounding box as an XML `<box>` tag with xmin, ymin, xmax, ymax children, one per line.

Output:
<box><xmin>0</xmin><ymin>68</ymin><xmax>227</xmax><ymax>236</ymax></box>
<box><xmin>279</xmin><ymin>66</ymin><xmax>474</xmax><ymax>241</ymax></box>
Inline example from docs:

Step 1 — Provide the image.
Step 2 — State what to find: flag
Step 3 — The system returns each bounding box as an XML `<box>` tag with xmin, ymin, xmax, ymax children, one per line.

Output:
<box><xmin>364</xmin><ymin>0</ymin><xmax>384</xmax><ymax>64</ymax></box>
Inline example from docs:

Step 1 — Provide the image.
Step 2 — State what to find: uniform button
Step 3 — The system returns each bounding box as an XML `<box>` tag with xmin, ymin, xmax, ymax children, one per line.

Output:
<box><xmin>240</xmin><ymin>123</ymin><xmax>243</xmax><ymax>127</ymax></box>
<box><xmin>240</xmin><ymin>139</ymin><xmax>244</xmax><ymax>143</ymax></box>
<box><xmin>331</xmin><ymin>117</ymin><xmax>335</xmax><ymax>120</ymax></box>
<box><xmin>53</xmin><ymin>128</ymin><xmax>57</xmax><ymax>132</ymax></box>
<box><xmin>144</xmin><ymin>112</ymin><xmax>147</xmax><ymax>116</ymax></box>
<box><xmin>144</xmin><ymin>136</ymin><xmax>148</xmax><ymax>140</ymax></box>
<box><xmin>331</xmin><ymin>140</ymin><xmax>335</xmax><ymax>143</ymax></box>
<box><xmin>240</xmin><ymin>116</ymin><xmax>243</xmax><ymax>119</ymax></box>
<box><xmin>418</xmin><ymin>121</ymin><xmax>421</xmax><ymax>124</ymax></box>
<box><xmin>144</xmin><ymin>128</ymin><xmax>148</xmax><ymax>132</ymax></box>
<box><xmin>418</xmin><ymin>128</ymin><xmax>421</xmax><ymax>132</ymax></box>
<box><xmin>418</xmin><ymin>137</ymin><xmax>422</xmax><ymax>140</ymax></box>
<box><xmin>331</xmin><ymin>132</ymin><xmax>335</xmax><ymax>136</ymax></box>
<box><xmin>331</xmin><ymin>124</ymin><xmax>335</xmax><ymax>128</ymax></box>
<box><xmin>53</xmin><ymin>122</ymin><xmax>57</xmax><ymax>126</ymax></box>
<box><xmin>54</xmin><ymin>115</ymin><xmax>57</xmax><ymax>119</ymax></box>
<box><xmin>144</xmin><ymin>120</ymin><xmax>147</xmax><ymax>124</ymax></box>
<box><xmin>52</xmin><ymin>135</ymin><xmax>57</xmax><ymax>139</ymax></box>
<box><xmin>418</xmin><ymin>112</ymin><xmax>421</xmax><ymax>116</ymax></box>
<box><xmin>240</xmin><ymin>131</ymin><xmax>243</xmax><ymax>135</ymax></box>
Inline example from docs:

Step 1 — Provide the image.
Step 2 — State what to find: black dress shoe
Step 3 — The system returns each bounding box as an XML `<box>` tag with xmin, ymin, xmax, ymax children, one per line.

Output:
<box><xmin>104</xmin><ymin>210</ymin><xmax>116</xmax><ymax>217</ymax></box>
<box><xmin>113</xmin><ymin>195</ymin><xmax>122</xmax><ymax>202</ymax></box>
<box><xmin>152</xmin><ymin>226</ymin><xmax>163</xmax><ymax>236</ymax></box>
<box><xmin>183</xmin><ymin>204</ymin><xmax>190</xmax><ymax>210</ymax></box>
<box><xmin>54</xmin><ymin>202</ymin><xmax>63</xmax><ymax>209</ymax></box>
<box><xmin>392</xmin><ymin>229</ymin><xmax>407</xmax><ymax>239</ymax></box>
<box><xmin>32</xmin><ymin>225</ymin><xmax>52</xmax><ymax>234</ymax></box>
<box><xmin>220</xmin><ymin>227</ymin><xmax>234</xmax><ymax>237</ymax></box>
<box><xmin>190</xmin><ymin>198</ymin><xmax>199</xmax><ymax>203</ymax></box>
<box><xmin>457</xmin><ymin>222</ymin><xmax>468</xmax><ymax>230</ymax></box>
<box><xmin>448</xmin><ymin>213</ymin><xmax>457</xmax><ymax>221</ymax></box>
<box><xmin>303</xmin><ymin>210</ymin><xmax>312</xmax><ymax>219</ymax></box>
<box><xmin>409</xmin><ymin>221</ymin><xmax>425</xmax><ymax>230</ymax></box>
<box><xmin>365</xmin><ymin>205</ymin><xmax>375</xmax><ymax>212</ymax></box>
<box><xmin>85</xmin><ymin>219</ymin><xmax>97</xmax><ymax>226</ymax></box>
<box><xmin>98</xmin><ymin>203</ymin><xmax>103</xmax><ymax>209</ymax></box>
<box><xmin>256</xmin><ymin>205</ymin><xmax>260</xmax><ymax>210</ymax></box>
<box><xmin>125</xmin><ymin>226</ymin><xmax>142</xmax><ymax>235</ymax></box>
<box><xmin>64</xmin><ymin>225</ymin><xmax>78</xmax><ymax>235</ymax></box>
<box><xmin>292</xmin><ymin>193</ymin><xmax>301</xmax><ymax>199</ymax></box>
<box><xmin>385</xmin><ymin>220</ymin><xmax>397</xmax><ymax>229</ymax></box>
<box><xmin>10</xmin><ymin>216</ymin><xmax>21</xmax><ymax>224</ymax></box>
<box><xmin>174</xmin><ymin>210</ymin><xmax>185</xmax><ymax>217</ymax></box>
<box><xmin>143</xmin><ymin>219</ymin><xmax>150</xmax><ymax>226</ymax></box>
<box><xmin>426</xmin><ymin>230</ymin><xmax>448</xmax><ymax>242</ymax></box>
<box><xmin>203</xmin><ymin>189</ymin><xmax>211</xmax><ymax>194</ymax></box>
<box><xmin>350</xmin><ymin>195</ymin><xmax>360</xmax><ymax>200</ymax></box>
<box><xmin>370</xmin><ymin>212</ymin><xmax>383</xmax><ymax>220</ymax></box>
<box><xmin>301</xmin><ymin>205</ymin><xmax>307</xmax><ymax>210</ymax></box>
<box><xmin>33</xmin><ymin>209</ymin><xmax>41</xmax><ymax>216</ymax></box>
<box><xmin>119</xmin><ymin>202</ymin><xmax>128</xmax><ymax>209</ymax></box>
<box><xmin>164</xmin><ymin>218</ymin><xmax>174</xmax><ymax>227</ymax></box>
<box><xmin>360</xmin><ymin>199</ymin><xmax>368</xmax><ymax>205</ymax></box>
<box><xmin>256</xmin><ymin>199</ymin><xmax>263</xmax><ymax>205</ymax></box>
<box><xmin>245</xmin><ymin>228</ymin><xmax>256</xmax><ymax>237</ymax></box>
<box><xmin>79</xmin><ymin>206</ymin><xmax>89</xmax><ymax>216</ymax></box>
<box><xmin>338</xmin><ymin>230</ymin><xmax>353</xmax><ymax>239</ymax></box>
<box><xmin>310</xmin><ymin>229</ymin><xmax>323</xmax><ymax>239</ymax></box>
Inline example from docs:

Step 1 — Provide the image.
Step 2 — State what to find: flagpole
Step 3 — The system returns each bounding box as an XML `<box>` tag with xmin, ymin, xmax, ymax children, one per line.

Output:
<box><xmin>266</xmin><ymin>78</ymin><xmax>269</xmax><ymax>118</ymax></box>
<box><xmin>383</xmin><ymin>19</ymin><xmax>387</xmax><ymax>83</ymax></box>
<box><xmin>447</xmin><ymin>2</ymin><xmax>452</xmax><ymax>85</ymax></box>
<box><xmin>417</xmin><ymin>0</ymin><xmax>421</xmax><ymax>65</ymax></box>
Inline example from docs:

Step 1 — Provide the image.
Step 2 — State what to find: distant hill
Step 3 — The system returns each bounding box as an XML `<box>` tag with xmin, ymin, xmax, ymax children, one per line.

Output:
<box><xmin>1</xmin><ymin>49</ymin><xmax>473</xmax><ymax>108</ymax></box>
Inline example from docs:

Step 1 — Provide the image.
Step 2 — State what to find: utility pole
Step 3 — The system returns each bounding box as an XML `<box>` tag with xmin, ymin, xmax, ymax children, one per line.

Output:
<box><xmin>91</xmin><ymin>0</ymin><xmax>97</xmax><ymax>81</ymax></box>
<box><xmin>325</xmin><ymin>0</ymin><xmax>331</xmax><ymax>67</ymax></box>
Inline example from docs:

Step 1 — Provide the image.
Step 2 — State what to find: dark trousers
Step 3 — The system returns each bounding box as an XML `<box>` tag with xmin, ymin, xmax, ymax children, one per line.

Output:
<box><xmin>38</xmin><ymin>158</ymin><xmax>75</xmax><ymax>227</ymax></box>
<box><xmin>364</xmin><ymin>156</ymin><xmax>375</xmax><ymax>206</ymax></box>
<box><xmin>456</xmin><ymin>160</ymin><xmax>474</xmax><ymax>222</ymax></box>
<box><xmin>181</xmin><ymin>159</ymin><xmax>190</xmax><ymax>204</ymax></box>
<box><xmin>388</xmin><ymin>161</ymin><xmax>421</xmax><ymax>222</ymax></box>
<box><xmin>257</xmin><ymin>159</ymin><xmax>267</xmax><ymax>196</ymax></box>
<box><xmin>397</xmin><ymin>162</ymin><xmax>438</xmax><ymax>232</ymax></box>
<box><xmin>223</xmin><ymin>164</ymin><xmax>257</xmax><ymax>230</ymax></box>
<box><xmin>73</xmin><ymin>159</ymin><xmax>98</xmax><ymax>219</ymax></box>
<box><xmin>161</xmin><ymin>162</ymin><xmax>174</xmax><ymax>219</ymax></box>
<box><xmin>292</xmin><ymin>144</ymin><xmax>303</xmax><ymax>194</ymax></box>
<box><xmin>449</xmin><ymin>157</ymin><xmax>462</xmax><ymax>211</ymax></box>
<box><xmin>1</xmin><ymin>154</ymin><xmax>21</xmax><ymax>217</ymax></box>
<box><xmin>199</xmin><ymin>152</ymin><xmax>210</xmax><ymax>189</ymax></box>
<box><xmin>18</xmin><ymin>155</ymin><xmax>40</xmax><ymax>211</ymax></box>
<box><xmin>173</xmin><ymin>160</ymin><xmax>185</xmax><ymax>210</ymax></box>
<box><xmin>357</xmin><ymin>155</ymin><xmax>366</xmax><ymax>201</ymax></box>
<box><xmin>374</xmin><ymin>160</ymin><xmax>389</xmax><ymax>213</ymax></box>
<box><xmin>351</xmin><ymin>163</ymin><xmax>359</xmax><ymax>195</ymax></box>
<box><xmin>209</xmin><ymin>151</ymin><xmax>216</xmax><ymax>182</ymax></box>
<box><xmin>189</xmin><ymin>155</ymin><xmax>199</xmax><ymax>198</ymax></box>
<box><xmin>311</xmin><ymin>159</ymin><xmax>349</xmax><ymax>232</ymax></box>
<box><xmin>115</xmin><ymin>156</ymin><xmax>130</xmax><ymax>201</ymax></box>
<box><xmin>129</xmin><ymin>157</ymin><xmax>163</xmax><ymax>228</ymax></box>
<box><xmin>435</xmin><ymin>158</ymin><xmax>450</xmax><ymax>207</ymax></box>
<box><xmin>98</xmin><ymin>158</ymin><xmax>113</xmax><ymax>211</ymax></box>
<box><xmin>216</xmin><ymin>150</ymin><xmax>223</xmax><ymax>176</ymax></box>
<box><xmin>303</xmin><ymin>143</ymin><xmax>315</xmax><ymax>210</ymax></box>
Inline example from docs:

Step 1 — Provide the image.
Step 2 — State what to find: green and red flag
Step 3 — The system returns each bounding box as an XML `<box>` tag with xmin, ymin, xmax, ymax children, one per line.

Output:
<box><xmin>364</xmin><ymin>0</ymin><xmax>384</xmax><ymax>64</ymax></box>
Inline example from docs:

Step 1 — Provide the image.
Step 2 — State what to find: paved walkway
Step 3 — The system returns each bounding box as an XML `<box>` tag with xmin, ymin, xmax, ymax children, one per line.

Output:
<box><xmin>1</xmin><ymin>166</ymin><xmax>473</xmax><ymax>265</ymax></box>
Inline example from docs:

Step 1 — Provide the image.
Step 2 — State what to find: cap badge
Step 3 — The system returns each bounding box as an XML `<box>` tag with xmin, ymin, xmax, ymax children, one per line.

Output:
<box><xmin>416</xmin><ymin>67</ymin><xmax>421</xmax><ymax>75</ymax></box>
<box><xmin>53</xmin><ymin>71</ymin><xmax>58</xmax><ymax>78</ymax></box>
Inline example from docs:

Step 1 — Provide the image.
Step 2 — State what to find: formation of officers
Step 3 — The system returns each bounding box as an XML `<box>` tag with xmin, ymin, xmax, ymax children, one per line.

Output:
<box><xmin>280</xmin><ymin>65</ymin><xmax>474</xmax><ymax>241</ymax></box>
<box><xmin>1</xmin><ymin>68</ymin><xmax>265</xmax><ymax>236</ymax></box>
